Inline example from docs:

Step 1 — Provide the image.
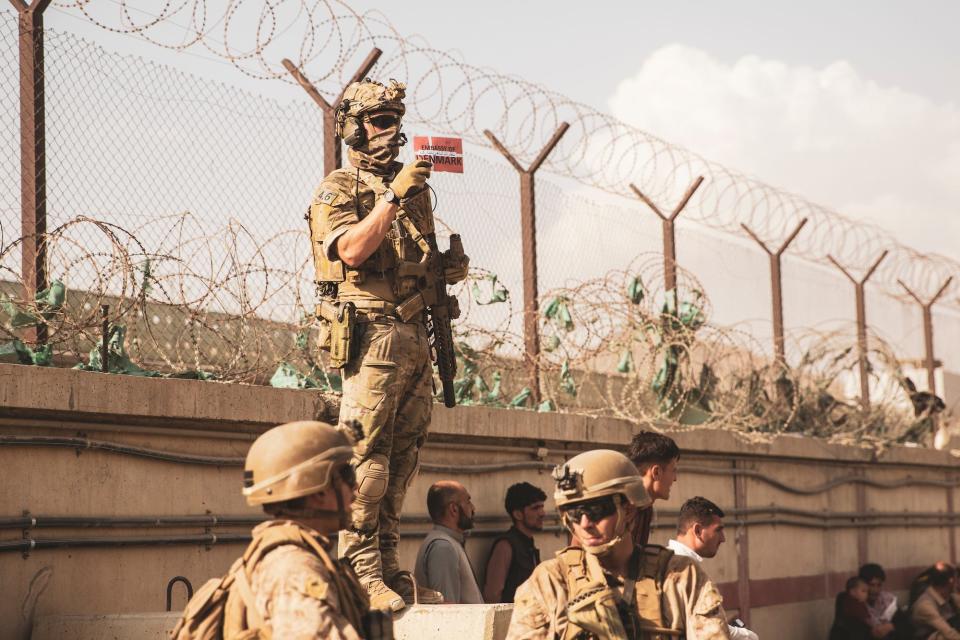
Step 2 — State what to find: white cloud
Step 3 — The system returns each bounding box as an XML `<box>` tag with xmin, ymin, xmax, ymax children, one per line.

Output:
<box><xmin>608</xmin><ymin>44</ymin><xmax>960</xmax><ymax>259</ymax></box>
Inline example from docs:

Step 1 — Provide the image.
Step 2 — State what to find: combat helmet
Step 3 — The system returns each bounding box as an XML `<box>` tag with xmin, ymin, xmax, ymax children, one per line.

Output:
<box><xmin>336</xmin><ymin>78</ymin><xmax>406</xmax><ymax>147</ymax></box>
<box><xmin>553</xmin><ymin>449</ymin><xmax>651</xmax><ymax>555</ymax></box>
<box><xmin>242</xmin><ymin>420</ymin><xmax>353</xmax><ymax>506</ymax></box>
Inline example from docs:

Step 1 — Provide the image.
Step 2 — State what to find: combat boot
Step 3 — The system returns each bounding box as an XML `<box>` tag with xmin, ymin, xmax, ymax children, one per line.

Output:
<box><xmin>388</xmin><ymin>570</ymin><xmax>444</xmax><ymax>605</ymax></box>
<box><xmin>364</xmin><ymin>577</ymin><xmax>406</xmax><ymax>612</ymax></box>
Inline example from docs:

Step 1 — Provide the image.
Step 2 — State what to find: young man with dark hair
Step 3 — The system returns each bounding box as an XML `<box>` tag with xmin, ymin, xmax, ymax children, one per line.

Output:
<box><xmin>859</xmin><ymin>563</ymin><xmax>897</xmax><ymax>628</ymax></box>
<box><xmin>414</xmin><ymin>481</ymin><xmax>483</xmax><ymax>604</ymax></box>
<box><xmin>627</xmin><ymin>430</ymin><xmax>680</xmax><ymax>546</ymax></box>
<box><xmin>483</xmin><ymin>481</ymin><xmax>546</xmax><ymax>603</ymax></box>
<box><xmin>912</xmin><ymin>563</ymin><xmax>960</xmax><ymax>639</ymax></box>
<box><xmin>669</xmin><ymin>497</ymin><xmax>758</xmax><ymax>640</ymax></box>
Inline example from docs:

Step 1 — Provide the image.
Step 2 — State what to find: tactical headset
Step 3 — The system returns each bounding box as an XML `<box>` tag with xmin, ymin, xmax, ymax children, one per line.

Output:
<box><xmin>335</xmin><ymin>99</ymin><xmax>365</xmax><ymax>148</ymax></box>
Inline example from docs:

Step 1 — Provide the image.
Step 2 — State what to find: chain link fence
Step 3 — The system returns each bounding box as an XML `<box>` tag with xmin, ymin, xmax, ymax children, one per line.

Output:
<box><xmin>3</xmin><ymin>10</ymin><xmax>959</xmax><ymax>445</ymax></box>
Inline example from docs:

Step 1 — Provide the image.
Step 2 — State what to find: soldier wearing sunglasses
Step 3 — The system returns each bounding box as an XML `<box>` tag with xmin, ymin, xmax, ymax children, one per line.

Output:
<box><xmin>506</xmin><ymin>449</ymin><xmax>731</xmax><ymax>639</ymax></box>
<box><xmin>307</xmin><ymin>78</ymin><xmax>470</xmax><ymax>612</ymax></box>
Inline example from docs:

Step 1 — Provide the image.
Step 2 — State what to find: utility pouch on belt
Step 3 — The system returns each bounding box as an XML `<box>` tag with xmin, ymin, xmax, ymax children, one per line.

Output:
<box><xmin>317</xmin><ymin>300</ymin><xmax>355</xmax><ymax>369</ymax></box>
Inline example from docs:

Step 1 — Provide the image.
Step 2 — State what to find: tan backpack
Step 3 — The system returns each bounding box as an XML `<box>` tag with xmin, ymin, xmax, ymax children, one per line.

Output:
<box><xmin>170</xmin><ymin>522</ymin><xmax>362</xmax><ymax>640</ymax></box>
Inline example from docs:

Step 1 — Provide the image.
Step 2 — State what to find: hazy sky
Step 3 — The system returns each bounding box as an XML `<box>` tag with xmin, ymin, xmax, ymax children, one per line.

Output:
<box><xmin>41</xmin><ymin>1</ymin><xmax>960</xmax><ymax>260</ymax></box>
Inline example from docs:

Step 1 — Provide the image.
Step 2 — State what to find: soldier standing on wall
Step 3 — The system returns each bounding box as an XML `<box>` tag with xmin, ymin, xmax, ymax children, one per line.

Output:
<box><xmin>307</xmin><ymin>78</ymin><xmax>470</xmax><ymax>612</ymax></box>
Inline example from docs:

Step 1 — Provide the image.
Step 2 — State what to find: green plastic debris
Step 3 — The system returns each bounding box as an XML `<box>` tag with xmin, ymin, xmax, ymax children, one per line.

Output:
<box><xmin>661</xmin><ymin>289</ymin><xmax>705</xmax><ymax>331</ymax></box>
<box><xmin>543</xmin><ymin>296</ymin><xmax>574</xmax><ymax>331</ymax></box>
<box><xmin>509</xmin><ymin>387</ymin><xmax>532</xmax><ymax>408</ymax></box>
<box><xmin>270</xmin><ymin>362</ymin><xmax>341</xmax><ymax>392</ymax></box>
<box><xmin>75</xmin><ymin>324</ymin><xmax>214</xmax><ymax>379</ymax></box>
<box><xmin>1</xmin><ymin>279</ymin><xmax>66</xmax><ymax>328</ymax></box>
<box><xmin>627</xmin><ymin>276</ymin><xmax>645</xmax><ymax>305</ymax></box>
<box><xmin>76</xmin><ymin>325</ymin><xmax>161</xmax><ymax>377</ymax></box>
<box><xmin>560</xmin><ymin>360</ymin><xmax>577</xmax><ymax>396</ymax></box>
<box><xmin>617</xmin><ymin>349</ymin><xmax>633</xmax><ymax>373</ymax></box>
<box><xmin>537</xmin><ymin>399</ymin><xmax>556</xmax><ymax>412</ymax></box>
<box><xmin>270</xmin><ymin>362</ymin><xmax>319</xmax><ymax>389</ymax></box>
<box><xmin>137</xmin><ymin>260</ymin><xmax>153</xmax><ymax>297</ymax></box>
<box><xmin>543</xmin><ymin>335</ymin><xmax>561</xmax><ymax>352</ymax></box>
<box><xmin>471</xmin><ymin>274</ymin><xmax>509</xmax><ymax>305</ymax></box>
<box><xmin>0</xmin><ymin>339</ymin><xmax>52</xmax><ymax>366</ymax></box>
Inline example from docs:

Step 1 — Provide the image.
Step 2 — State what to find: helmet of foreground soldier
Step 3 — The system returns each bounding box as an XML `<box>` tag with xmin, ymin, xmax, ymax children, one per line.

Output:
<box><xmin>242</xmin><ymin>420</ymin><xmax>353</xmax><ymax>506</ymax></box>
<box><xmin>336</xmin><ymin>78</ymin><xmax>406</xmax><ymax>148</ymax></box>
<box><xmin>553</xmin><ymin>449</ymin><xmax>651</xmax><ymax>556</ymax></box>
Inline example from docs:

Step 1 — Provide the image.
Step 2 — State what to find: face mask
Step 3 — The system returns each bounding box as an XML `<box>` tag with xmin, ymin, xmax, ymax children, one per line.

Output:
<box><xmin>348</xmin><ymin>122</ymin><xmax>405</xmax><ymax>175</ymax></box>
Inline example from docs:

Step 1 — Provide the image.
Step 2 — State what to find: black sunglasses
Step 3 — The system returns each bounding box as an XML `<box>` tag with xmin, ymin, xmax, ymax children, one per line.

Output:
<box><xmin>367</xmin><ymin>113</ymin><xmax>401</xmax><ymax>129</ymax></box>
<box><xmin>560</xmin><ymin>496</ymin><xmax>618</xmax><ymax>523</ymax></box>
<box><xmin>336</xmin><ymin>463</ymin><xmax>357</xmax><ymax>489</ymax></box>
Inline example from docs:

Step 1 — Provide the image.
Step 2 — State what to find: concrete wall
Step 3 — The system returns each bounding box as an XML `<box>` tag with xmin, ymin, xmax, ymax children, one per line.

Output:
<box><xmin>1</xmin><ymin>363</ymin><xmax>958</xmax><ymax>640</ymax></box>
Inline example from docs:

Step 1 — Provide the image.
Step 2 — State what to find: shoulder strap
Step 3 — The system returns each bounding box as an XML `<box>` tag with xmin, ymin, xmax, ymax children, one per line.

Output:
<box><xmin>231</xmin><ymin>565</ymin><xmax>265</xmax><ymax>629</ymax></box>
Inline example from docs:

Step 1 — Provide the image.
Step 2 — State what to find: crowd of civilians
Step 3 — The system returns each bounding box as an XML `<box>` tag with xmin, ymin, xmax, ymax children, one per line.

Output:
<box><xmin>830</xmin><ymin>561</ymin><xmax>960</xmax><ymax>639</ymax></box>
<box><xmin>407</xmin><ymin>431</ymin><xmax>960</xmax><ymax>640</ymax></box>
<box><xmin>410</xmin><ymin>432</ymin><xmax>758</xmax><ymax>638</ymax></box>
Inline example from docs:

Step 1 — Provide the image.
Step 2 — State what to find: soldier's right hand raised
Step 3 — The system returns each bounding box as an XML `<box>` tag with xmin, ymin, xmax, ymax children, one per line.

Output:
<box><xmin>390</xmin><ymin>160</ymin><xmax>432</xmax><ymax>199</ymax></box>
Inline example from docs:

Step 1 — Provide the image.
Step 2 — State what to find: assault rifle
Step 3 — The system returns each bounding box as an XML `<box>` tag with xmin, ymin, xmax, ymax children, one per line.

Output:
<box><xmin>425</xmin><ymin>233</ymin><xmax>463</xmax><ymax>407</ymax></box>
<box><xmin>393</xmin><ymin>206</ymin><xmax>463</xmax><ymax>408</ymax></box>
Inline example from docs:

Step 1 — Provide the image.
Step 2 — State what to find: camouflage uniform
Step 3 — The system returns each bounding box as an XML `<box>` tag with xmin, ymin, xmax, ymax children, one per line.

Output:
<box><xmin>239</xmin><ymin>521</ymin><xmax>369</xmax><ymax>640</ymax></box>
<box><xmin>310</xmin><ymin>145</ymin><xmax>436</xmax><ymax>587</ymax></box>
<box><xmin>507</xmin><ymin>547</ymin><xmax>731</xmax><ymax>640</ymax></box>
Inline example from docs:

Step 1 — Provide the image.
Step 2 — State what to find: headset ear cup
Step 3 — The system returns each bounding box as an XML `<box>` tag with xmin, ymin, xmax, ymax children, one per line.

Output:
<box><xmin>341</xmin><ymin>116</ymin><xmax>364</xmax><ymax>148</ymax></box>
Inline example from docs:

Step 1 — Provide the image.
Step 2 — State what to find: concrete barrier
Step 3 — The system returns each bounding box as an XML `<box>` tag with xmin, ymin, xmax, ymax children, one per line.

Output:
<box><xmin>32</xmin><ymin>605</ymin><xmax>515</xmax><ymax>640</ymax></box>
<box><xmin>5</xmin><ymin>363</ymin><xmax>960</xmax><ymax>640</ymax></box>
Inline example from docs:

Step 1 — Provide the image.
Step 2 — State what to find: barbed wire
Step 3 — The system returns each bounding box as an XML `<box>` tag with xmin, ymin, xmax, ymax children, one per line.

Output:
<box><xmin>0</xmin><ymin>215</ymin><xmax>938</xmax><ymax>446</ymax></box>
<box><xmin>44</xmin><ymin>0</ymin><xmax>960</xmax><ymax>310</ymax></box>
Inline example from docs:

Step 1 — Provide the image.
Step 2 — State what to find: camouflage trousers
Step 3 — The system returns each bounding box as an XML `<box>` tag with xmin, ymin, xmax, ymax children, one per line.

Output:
<box><xmin>338</xmin><ymin>317</ymin><xmax>433</xmax><ymax>583</ymax></box>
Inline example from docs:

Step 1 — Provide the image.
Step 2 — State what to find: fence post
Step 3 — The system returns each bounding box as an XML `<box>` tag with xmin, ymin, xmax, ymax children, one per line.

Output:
<box><xmin>827</xmin><ymin>251</ymin><xmax>888</xmax><ymax>410</ymax></box>
<box><xmin>897</xmin><ymin>277</ymin><xmax>953</xmax><ymax>395</ymax></box>
<box><xmin>629</xmin><ymin>177</ymin><xmax>704</xmax><ymax>305</ymax></box>
<box><xmin>741</xmin><ymin>218</ymin><xmax>808</xmax><ymax>367</ymax></box>
<box><xmin>483</xmin><ymin>124</ymin><xmax>570</xmax><ymax>405</ymax></box>
<box><xmin>11</xmin><ymin>0</ymin><xmax>53</xmax><ymax>345</ymax></box>
<box><xmin>282</xmin><ymin>48</ymin><xmax>382</xmax><ymax>175</ymax></box>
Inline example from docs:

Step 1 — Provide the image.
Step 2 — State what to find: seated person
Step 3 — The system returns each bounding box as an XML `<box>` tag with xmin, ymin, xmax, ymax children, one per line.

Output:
<box><xmin>413</xmin><ymin>481</ymin><xmax>483</xmax><ymax>604</ymax></box>
<box><xmin>483</xmin><ymin>481</ymin><xmax>546</xmax><ymax>603</ymax></box>
<box><xmin>830</xmin><ymin>576</ymin><xmax>894</xmax><ymax>640</ymax></box>
<box><xmin>912</xmin><ymin>562</ymin><xmax>955</xmax><ymax>609</ymax></box>
<box><xmin>860</xmin><ymin>563</ymin><xmax>897</xmax><ymax>628</ymax></box>
<box><xmin>912</xmin><ymin>563</ymin><xmax>960</xmax><ymax>640</ymax></box>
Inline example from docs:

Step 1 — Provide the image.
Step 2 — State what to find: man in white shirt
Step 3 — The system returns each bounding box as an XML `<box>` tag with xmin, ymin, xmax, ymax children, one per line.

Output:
<box><xmin>669</xmin><ymin>496</ymin><xmax>760</xmax><ymax>640</ymax></box>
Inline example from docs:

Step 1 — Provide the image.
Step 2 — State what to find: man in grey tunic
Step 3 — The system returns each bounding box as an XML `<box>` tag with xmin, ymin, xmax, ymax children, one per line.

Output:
<box><xmin>414</xmin><ymin>480</ymin><xmax>484</xmax><ymax>603</ymax></box>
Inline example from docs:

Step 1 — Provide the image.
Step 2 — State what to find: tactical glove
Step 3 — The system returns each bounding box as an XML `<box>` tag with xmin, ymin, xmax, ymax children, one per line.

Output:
<box><xmin>390</xmin><ymin>160</ymin><xmax>432</xmax><ymax>199</ymax></box>
<box><xmin>443</xmin><ymin>251</ymin><xmax>470</xmax><ymax>285</ymax></box>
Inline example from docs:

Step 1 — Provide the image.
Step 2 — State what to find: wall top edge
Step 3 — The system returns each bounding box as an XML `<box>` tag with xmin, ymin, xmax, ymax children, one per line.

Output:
<box><xmin>1</xmin><ymin>363</ymin><xmax>956</xmax><ymax>468</ymax></box>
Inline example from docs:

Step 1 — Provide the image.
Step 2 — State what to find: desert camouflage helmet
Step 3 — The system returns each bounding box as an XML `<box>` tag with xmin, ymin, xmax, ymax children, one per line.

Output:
<box><xmin>552</xmin><ymin>449</ymin><xmax>651</xmax><ymax>510</ymax></box>
<box><xmin>339</xmin><ymin>78</ymin><xmax>406</xmax><ymax>118</ymax></box>
<box><xmin>553</xmin><ymin>449</ymin><xmax>651</xmax><ymax>556</ymax></box>
<box><xmin>242</xmin><ymin>420</ymin><xmax>353</xmax><ymax>506</ymax></box>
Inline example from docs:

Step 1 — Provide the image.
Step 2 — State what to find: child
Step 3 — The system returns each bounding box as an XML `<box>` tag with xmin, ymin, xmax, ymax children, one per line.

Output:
<box><xmin>830</xmin><ymin>576</ymin><xmax>894</xmax><ymax>640</ymax></box>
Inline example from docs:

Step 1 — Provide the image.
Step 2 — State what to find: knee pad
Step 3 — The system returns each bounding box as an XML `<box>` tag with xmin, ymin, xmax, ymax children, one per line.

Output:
<box><xmin>355</xmin><ymin>454</ymin><xmax>390</xmax><ymax>507</ymax></box>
